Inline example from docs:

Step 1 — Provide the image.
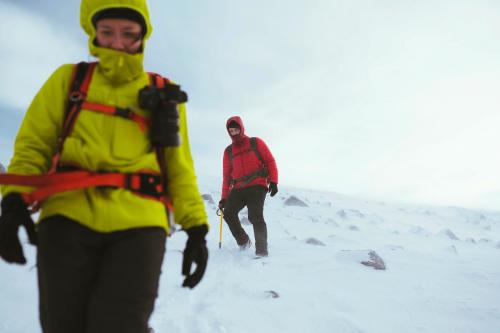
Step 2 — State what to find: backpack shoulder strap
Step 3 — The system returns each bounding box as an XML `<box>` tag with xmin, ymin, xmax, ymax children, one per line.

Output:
<box><xmin>225</xmin><ymin>145</ymin><xmax>233</xmax><ymax>161</ymax></box>
<box><xmin>62</xmin><ymin>62</ymin><xmax>95</xmax><ymax>131</ymax></box>
<box><xmin>225</xmin><ymin>138</ymin><xmax>263</xmax><ymax>163</ymax></box>
<box><xmin>50</xmin><ymin>61</ymin><xmax>96</xmax><ymax>172</ymax></box>
<box><xmin>250</xmin><ymin>137</ymin><xmax>264</xmax><ymax>164</ymax></box>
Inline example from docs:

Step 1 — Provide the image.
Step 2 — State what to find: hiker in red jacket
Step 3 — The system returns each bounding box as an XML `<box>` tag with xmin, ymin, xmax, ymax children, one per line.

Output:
<box><xmin>218</xmin><ymin>116</ymin><xmax>278</xmax><ymax>257</ymax></box>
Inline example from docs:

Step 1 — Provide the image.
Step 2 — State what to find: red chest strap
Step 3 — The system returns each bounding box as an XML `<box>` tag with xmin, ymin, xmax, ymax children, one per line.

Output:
<box><xmin>81</xmin><ymin>101</ymin><xmax>150</xmax><ymax>132</ymax></box>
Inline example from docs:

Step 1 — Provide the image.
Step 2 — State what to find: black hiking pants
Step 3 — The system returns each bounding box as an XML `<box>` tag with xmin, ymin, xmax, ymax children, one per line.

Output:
<box><xmin>37</xmin><ymin>215</ymin><xmax>166</xmax><ymax>333</ymax></box>
<box><xmin>224</xmin><ymin>185</ymin><xmax>268</xmax><ymax>254</ymax></box>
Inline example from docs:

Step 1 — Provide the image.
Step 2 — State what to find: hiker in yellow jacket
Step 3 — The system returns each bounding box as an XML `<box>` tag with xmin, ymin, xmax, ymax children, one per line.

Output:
<box><xmin>0</xmin><ymin>0</ymin><xmax>209</xmax><ymax>332</ymax></box>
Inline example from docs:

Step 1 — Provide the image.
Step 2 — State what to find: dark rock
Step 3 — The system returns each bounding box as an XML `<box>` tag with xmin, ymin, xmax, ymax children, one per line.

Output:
<box><xmin>361</xmin><ymin>251</ymin><xmax>386</xmax><ymax>270</ymax></box>
<box><xmin>284</xmin><ymin>196</ymin><xmax>308</xmax><ymax>207</ymax></box>
<box><xmin>337</xmin><ymin>209</ymin><xmax>347</xmax><ymax>219</ymax></box>
<box><xmin>265</xmin><ymin>290</ymin><xmax>280</xmax><ymax>298</ymax></box>
<box><xmin>201</xmin><ymin>194</ymin><xmax>214</xmax><ymax>205</ymax></box>
<box><xmin>305</xmin><ymin>238</ymin><xmax>326</xmax><ymax>246</ymax></box>
<box><xmin>441</xmin><ymin>228</ymin><xmax>459</xmax><ymax>240</ymax></box>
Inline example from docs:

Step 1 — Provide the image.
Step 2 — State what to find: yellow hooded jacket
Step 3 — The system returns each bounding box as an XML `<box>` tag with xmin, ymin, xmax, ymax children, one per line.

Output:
<box><xmin>1</xmin><ymin>0</ymin><xmax>208</xmax><ymax>234</ymax></box>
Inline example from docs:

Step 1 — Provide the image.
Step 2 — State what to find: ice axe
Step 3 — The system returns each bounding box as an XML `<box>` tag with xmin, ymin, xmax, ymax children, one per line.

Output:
<box><xmin>216</xmin><ymin>208</ymin><xmax>224</xmax><ymax>249</ymax></box>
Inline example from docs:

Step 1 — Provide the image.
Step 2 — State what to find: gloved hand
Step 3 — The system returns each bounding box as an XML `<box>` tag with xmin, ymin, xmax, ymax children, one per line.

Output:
<box><xmin>182</xmin><ymin>225</ymin><xmax>209</xmax><ymax>289</ymax></box>
<box><xmin>268</xmin><ymin>182</ymin><xmax>278</xmax><ymax>197</ymax></box>
<box><xmin>218</xmin><ymin>199</ymin><xmax>226</xmax><ymax>210</ymax></box>
<box><xmin>0</xmin><ymin>193</ymin><xmax>37</xmax><ymax>264</ymax></box>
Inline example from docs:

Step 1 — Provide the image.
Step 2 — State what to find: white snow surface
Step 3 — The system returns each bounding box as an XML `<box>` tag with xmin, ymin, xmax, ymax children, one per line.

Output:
<box><xmin>1</xmin><ymin>177</ymin><xmax>499</xmax><ymax>333</ymax></box>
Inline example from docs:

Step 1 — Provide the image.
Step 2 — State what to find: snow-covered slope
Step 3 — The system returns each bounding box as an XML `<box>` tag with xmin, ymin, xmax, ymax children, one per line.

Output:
<box><xmin>1</xmin><ymin>178</ymin><xmax>499</xmax><ymax>333</ymax></box>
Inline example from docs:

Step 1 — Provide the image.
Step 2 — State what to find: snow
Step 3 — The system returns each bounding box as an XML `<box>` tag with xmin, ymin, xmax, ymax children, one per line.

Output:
<box><xmin>1</xmin><ymin>177</ymin><xmax>499</xmax><ymax>332</ymax></box>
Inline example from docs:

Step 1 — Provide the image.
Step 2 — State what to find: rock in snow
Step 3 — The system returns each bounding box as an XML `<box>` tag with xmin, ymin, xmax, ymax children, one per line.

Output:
<box><xmin>360</xmin><ymin>251</ymin><xmax>386</xmax><ymax>270</ymax></box>
<box><xmin>336</xmin><ymin>250</ymin><xmax>387</xmax><ymax>270</ymax></box>
<box><xmin>337</xmin><ymin>209</ymin><xmax>347</xmax><ymax>219</ymax></box>
<box><xmin>264</xmin><ymin>290</ymin><xmax>280</xmax><ymax>298</ymax></box>
<box><xmin>441</xmin><ymin>228</ymin><xmax>460</xmax><ymax>240</ymax></box>
<box><xmin>284</xmin><ymin>195</ymin><xmax>308</xmax><ymax>207</ymax></box>
<box><xmin>201</xmin><ymin>194</ymin><xmax>215</xmax><ymax>205</ymax></box>
<box><xmin>305</xmin><ymin>237</ymin><xmax>326</xmax><ymax>246</ymax></box>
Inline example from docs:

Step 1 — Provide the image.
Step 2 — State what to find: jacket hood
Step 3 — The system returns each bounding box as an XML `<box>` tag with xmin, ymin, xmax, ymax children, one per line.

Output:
<box><xmin>226</xmin><ymin>116</ymin><xmax>246</xmax><ymax>143</ymax></box>
<box><xmin>80</xmin><ymin>0</ymin><xmax>153</xmax><ymax>57</ymax></box>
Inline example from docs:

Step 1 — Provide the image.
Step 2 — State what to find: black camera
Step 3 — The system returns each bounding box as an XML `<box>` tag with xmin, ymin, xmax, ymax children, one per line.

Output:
<box><xmin>139</xmin><ymin>84</ymin><xmax>188</xmax><ymax>147</ymax></box>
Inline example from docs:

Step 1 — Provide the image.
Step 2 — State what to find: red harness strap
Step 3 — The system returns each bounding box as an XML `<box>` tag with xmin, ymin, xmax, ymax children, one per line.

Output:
<box><xmin>0</xmin><ymin>171</ymin><xmax>165</xmax><ymax>207</ymax></box>
<box><xmin>81</xmin><ymin>102</ymin><xmax>150</xmax><ymax>132</ymax></box>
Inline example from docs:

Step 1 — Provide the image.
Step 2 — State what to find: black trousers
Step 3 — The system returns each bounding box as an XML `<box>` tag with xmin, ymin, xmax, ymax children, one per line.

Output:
<box><xmin>224</xmin><ymin>185</ymin><xmax>268</xmax><ymax>253</ymax></box>
<box><xmin>37</xmin><ymin>215</ymin><xmax>166</xmax><ymax>333</ymax></box>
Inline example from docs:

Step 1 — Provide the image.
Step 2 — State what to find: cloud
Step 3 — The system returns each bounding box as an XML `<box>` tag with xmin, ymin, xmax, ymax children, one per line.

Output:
<box><xmin>0</xmin><ymin>1</ymin><xmax>86</xmax><ymax>110</ymax></box>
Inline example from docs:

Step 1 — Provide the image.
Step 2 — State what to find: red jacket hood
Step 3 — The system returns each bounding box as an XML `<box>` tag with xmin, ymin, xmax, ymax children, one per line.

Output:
<box><xmin>226</xmin><ymin>116</ymin><xmax>246</xmax><ymax>143</ymax></box>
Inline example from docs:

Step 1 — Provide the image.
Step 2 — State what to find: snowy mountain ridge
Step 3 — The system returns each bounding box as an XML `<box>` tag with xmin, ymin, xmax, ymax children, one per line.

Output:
<box><xmin>0</xmin><ymin>179</ymin><xmax>499</xmax><ymax>332</ymax></box>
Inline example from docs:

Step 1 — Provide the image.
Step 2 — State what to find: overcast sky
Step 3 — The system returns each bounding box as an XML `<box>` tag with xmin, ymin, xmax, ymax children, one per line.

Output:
<box><xmin>1</xmin><ymin>0</ymin><xmax>499</xmax><ymax>210</ymax></box>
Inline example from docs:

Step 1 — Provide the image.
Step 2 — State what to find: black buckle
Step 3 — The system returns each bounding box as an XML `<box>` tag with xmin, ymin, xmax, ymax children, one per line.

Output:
<box><xmin>115</xmin><ymin>107</ymin><xmax>132</xmax><ymax>119</ymax></box>
<box><xmin>69</xmin><ymin>91</ymin><xmax>86</xmax><ymax>103</ymax></box>
<box><xmin>125</xmin><ymin>173</ymin><xmax>163</xmax><ymax>198</ymax></box>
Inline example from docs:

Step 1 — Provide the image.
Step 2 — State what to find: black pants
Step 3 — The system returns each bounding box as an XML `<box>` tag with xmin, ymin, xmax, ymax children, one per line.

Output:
<box><xmin>37</xmin><ymin>215</ymin><xmax>166</xmax><ymax>333</ymax></box>
<box><xmin>224</xmin><ymin>185</ymin><xmax>268</xmax><ymax>253</ymax></box>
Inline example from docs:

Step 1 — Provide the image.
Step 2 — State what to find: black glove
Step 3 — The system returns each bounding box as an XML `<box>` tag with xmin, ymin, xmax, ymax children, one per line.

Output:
<box><xmin>182</xmin><ymin>225</ymin><xmax>209</xmax><ymax>289</ymax></box>
<box><xmin>0</xmin><ymin>193</ymin><xmax>37</xmax><ymax>264</ymax></box>
<box><xmin>268</xmin><ymin>182</ymin><xmax>278</xmax><ymax>197</ymax></box>
<box><xmin>218</xmin><ymin>199</ymin><xmax>226</xmax><ymax>210</ymax></box>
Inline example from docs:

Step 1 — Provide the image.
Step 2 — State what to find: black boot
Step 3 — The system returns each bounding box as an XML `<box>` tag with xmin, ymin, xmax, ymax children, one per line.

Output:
<box><xmin>253</xmin><ymin>222</ymin><xmax>268</xmax><ymax>257</ymax></box>
<box><xmin>255</xmin><ymin>248</ymin><xmax>268</xmax><ymax>257</ymax></box>
<box><xmin>238</xmin><ymin>234</ymin><xmax>252</xmax><ymax>250</ymax></box>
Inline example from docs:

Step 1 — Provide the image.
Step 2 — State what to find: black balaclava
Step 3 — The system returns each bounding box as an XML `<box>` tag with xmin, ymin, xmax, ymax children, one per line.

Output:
<box><xmin>92</xmin><ymin>7</ymin><xmax>147</xmax><ymax>36</ymax></box>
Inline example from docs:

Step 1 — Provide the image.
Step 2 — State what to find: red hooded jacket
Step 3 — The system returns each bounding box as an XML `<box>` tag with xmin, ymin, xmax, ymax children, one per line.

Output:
<box><xmin>221</xmin><ymin>116</ymin><xmax>278</xmax><ymax>199</ymax></box>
